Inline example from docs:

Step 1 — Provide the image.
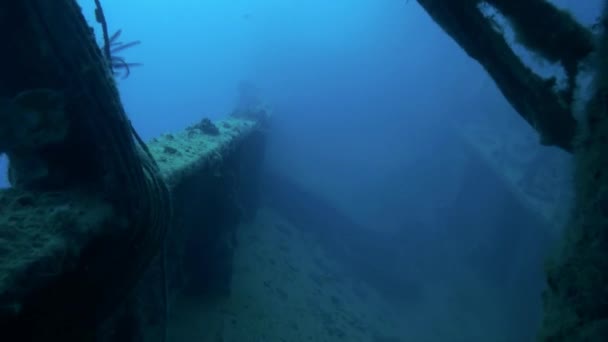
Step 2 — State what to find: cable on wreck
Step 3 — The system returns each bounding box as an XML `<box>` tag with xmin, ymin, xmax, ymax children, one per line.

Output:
<box><xmin>22</xmin><ymin>0</ymin><xmax>172</xmax><ymax>340</ymax></box>
<box><xmin>92</xmin><ymin>1</ymin><xmax>171</xmax><ymax>341</ymax></box>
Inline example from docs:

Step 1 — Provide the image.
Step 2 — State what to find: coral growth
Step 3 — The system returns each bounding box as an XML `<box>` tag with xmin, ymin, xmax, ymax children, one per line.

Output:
<box><xmin>190</xmin><ymin>118</ymin><xmax>220</xmax><ymax>136</ymax></box>
<box><xmin>539</xmin><ymin>3</ymin><xmax>608</xmax><ymax>339</ymax></box>
<box><xmin>104</xmin><ymin>30</ymin><xmax>142</xmax><ymax>79</ymax></box>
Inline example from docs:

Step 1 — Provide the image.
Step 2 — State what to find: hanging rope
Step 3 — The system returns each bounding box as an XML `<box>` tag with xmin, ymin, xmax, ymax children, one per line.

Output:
<box><xmin>90</xmin><ymin>2</ymin><xmax>171</xmax><ymax>341</ymax></box>
<box><xmin>18</xmin><ymin>0</ymin><xmax>172</xmax><ymax>339</ymax></box>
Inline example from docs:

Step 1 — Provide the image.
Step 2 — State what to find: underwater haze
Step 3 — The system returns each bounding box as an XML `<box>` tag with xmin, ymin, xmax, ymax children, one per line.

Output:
<box><xmin>2</xmin><ymin>0</ymin><xmax>604</xmax><ymax>341</ymax></box>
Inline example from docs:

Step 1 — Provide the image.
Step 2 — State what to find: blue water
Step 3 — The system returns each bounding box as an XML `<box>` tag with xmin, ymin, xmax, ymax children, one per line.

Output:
<box><xmin>1</xmin><ymin>0</ymin><xmax>602</xmax><ymax>340</ymax></box>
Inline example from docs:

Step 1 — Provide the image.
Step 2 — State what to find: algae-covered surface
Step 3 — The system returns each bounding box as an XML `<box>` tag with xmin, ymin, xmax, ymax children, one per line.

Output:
<box><xmin>0</xmin><ymin>117</ymin><xmax>259</xmax><ymax>307</ymax></box>
<box><xmin>0</xmin><ymin>189</ymin><xmax>114</xmax><ymax>304</ymax></box>
<box><xmin>148</xmin><ymin>118</ymin><xmax>258</xmax><ymax>189</ymax></box>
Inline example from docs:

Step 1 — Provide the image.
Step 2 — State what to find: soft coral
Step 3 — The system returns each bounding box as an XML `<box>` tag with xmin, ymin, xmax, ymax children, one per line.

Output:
<box><xmin>103</xmin><ymin>29</ymin><xmax>142</xmax><ymax>79</ymax></box>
